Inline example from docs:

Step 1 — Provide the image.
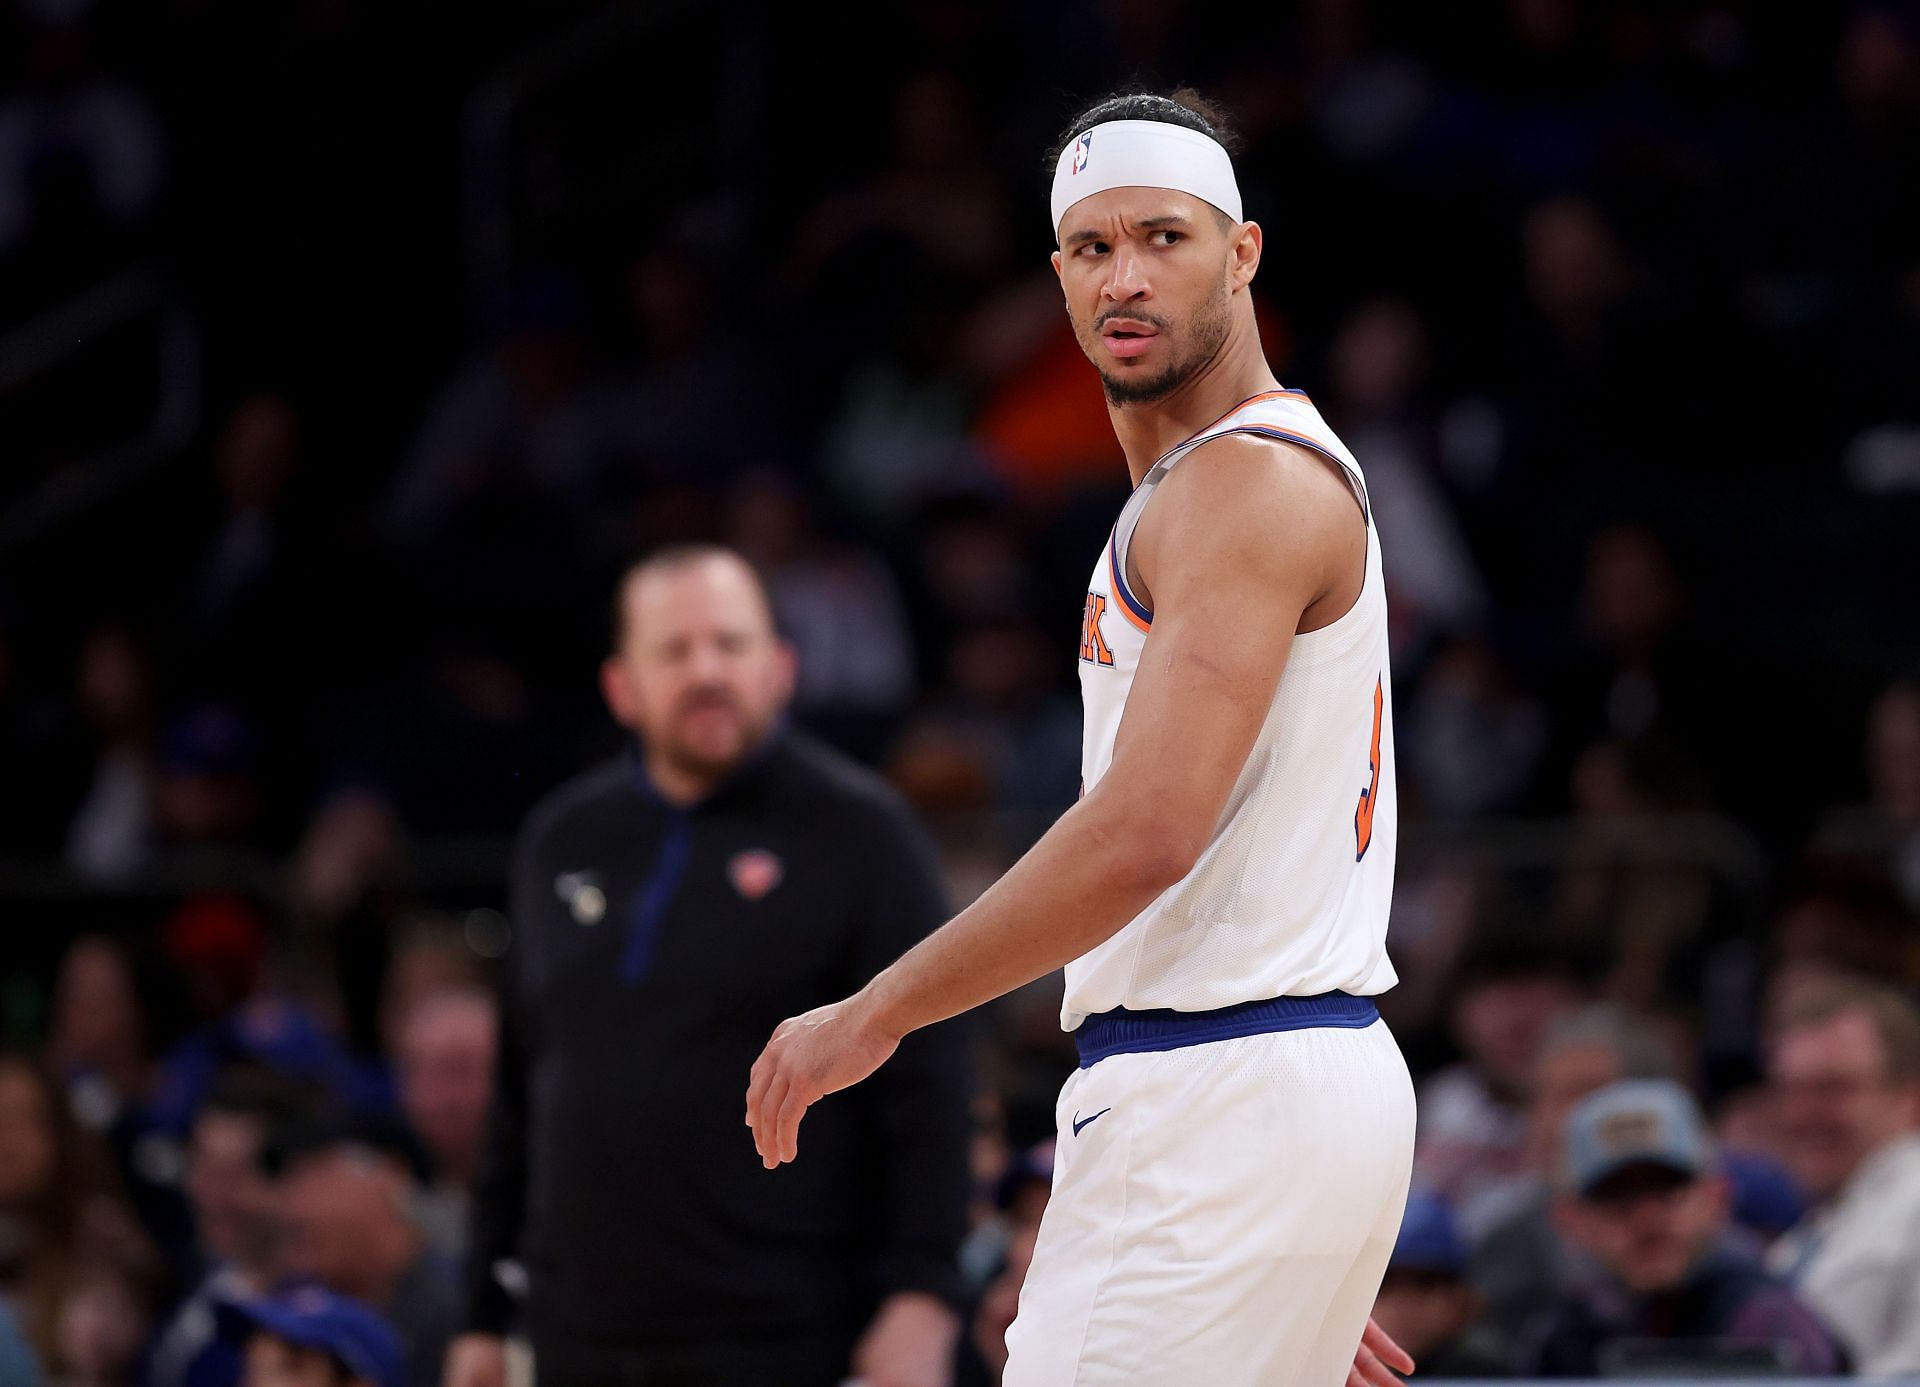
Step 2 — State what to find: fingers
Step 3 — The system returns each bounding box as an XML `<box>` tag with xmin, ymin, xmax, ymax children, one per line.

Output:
<box><xmin>745</xmin><ymin>1051</ymin><xmax>768</xmax><ymax>1128</ymax></box>
<box><xmin>775</xmin><ymin>1082</ymin><xmax>810</xmax><ymax>1163</ymax></box>
<box><xmin>754</xmin><ymin>1073</ymin><xmax>790</xmax><ymax>1167</ymax></box>
<box><xmin>1362</xmin><ymin>1317</ymin><xmax>1415</xmax><ymax>1375</ymax></box>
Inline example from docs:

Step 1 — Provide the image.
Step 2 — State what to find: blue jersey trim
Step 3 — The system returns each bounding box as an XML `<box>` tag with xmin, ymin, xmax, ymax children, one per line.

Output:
<box><xmin>1106</xmin><ymin>527</ymin><xmax>1155</xmax><ymax>626</ymax></box>
<box><xmin>1073</xmin><ymin>991</ymin><xmax>1379</xmax><ymax>1068</ymax></box>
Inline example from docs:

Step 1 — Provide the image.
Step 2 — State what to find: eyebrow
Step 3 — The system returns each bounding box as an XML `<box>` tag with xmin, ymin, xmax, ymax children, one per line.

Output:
<box><xmin>1062</xmin><ymin>214</ymin><xmax>1195</xmax><ymax>249</ymax></box>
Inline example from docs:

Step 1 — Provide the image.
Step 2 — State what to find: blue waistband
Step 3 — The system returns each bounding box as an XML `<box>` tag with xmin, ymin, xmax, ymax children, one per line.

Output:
<box><xmin>1073</xmin><ymin>991</ymin><xmax>1380</xmax><ymax>1069</ymax></box>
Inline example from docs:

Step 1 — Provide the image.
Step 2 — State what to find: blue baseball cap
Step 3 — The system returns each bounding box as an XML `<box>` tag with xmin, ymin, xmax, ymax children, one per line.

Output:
<box><xmin>1562</xmin><ymin>1079</ymin><xmax>1713</xmax><ymax>1195</ymax></box>
<box><xmin>217</xmin><ymin>1285</ymin><xmax>405</xmax><ymax>1387</ymax></box>
<box><xmin>1390</xmin><ymin>1190</ymin><xmax>1467</xmax><ymax>1276</ymax></box>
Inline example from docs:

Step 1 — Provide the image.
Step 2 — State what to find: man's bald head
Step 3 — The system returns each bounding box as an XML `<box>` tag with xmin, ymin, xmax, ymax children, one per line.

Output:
<box><xmin>602</xmin><ymin>545</ymin><xmax>794</xmax><ymax>799</ymax></box>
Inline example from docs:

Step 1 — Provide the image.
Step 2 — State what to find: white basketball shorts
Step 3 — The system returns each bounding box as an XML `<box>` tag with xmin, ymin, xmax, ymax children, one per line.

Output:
<box><xmin>1003</xmin><ymin>996</ymin><xmax>1415</xmax><ymax>1387</ymax></box>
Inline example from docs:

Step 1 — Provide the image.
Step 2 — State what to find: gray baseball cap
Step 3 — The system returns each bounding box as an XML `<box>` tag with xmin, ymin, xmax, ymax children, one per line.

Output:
<box><xmin>1562</xmin><ymin>1079</ymin><xmax>1713</xmax><ymax>1195</ymax></box>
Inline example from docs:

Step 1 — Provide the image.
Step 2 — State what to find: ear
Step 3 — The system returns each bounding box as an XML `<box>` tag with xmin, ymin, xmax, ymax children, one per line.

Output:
<box><xmin>770</xmin><ymin>638</ymin><xmax>798</xmax><ymax>704</ymax></box>
<box><xmin>1231</xmin><ymin>220</ymin><xmax>1262</xmax><ymax>288</ymax></box>
<box><xmin>600</xmin><ymin>656</ymin><xmax>638</xmax><ymax>730</ymax></box>
<box><xmin>1701</xmin><ymin>1172</ymin><xmax>1733</xmax><ymax>1221</ymax></box>
<box><xmin>1051</xmin><ymin>249</ymin><xmax>1064</xmax><ymax>283</ymax></box>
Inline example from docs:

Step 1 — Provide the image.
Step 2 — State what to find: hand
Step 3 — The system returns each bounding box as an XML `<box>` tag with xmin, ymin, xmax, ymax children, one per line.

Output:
<box><xmin>1348</xmin><ymin>1316</ymin><xmax>1415</xmax><ymax>1387</ymax></box>
<box><xmin>745</xmin><ymin>993</ymin><xmax>900</xmax><ymax>1168</ymax></box>
<box><xmin>445</xmin><ymin>1333</ymin><xmax>508</xmax><ymax>1387</ymax></box>
<box><xmin>852</xmin><ymin>1291</ymin><xmax>959</xmax><ymax>1387</ymax></box>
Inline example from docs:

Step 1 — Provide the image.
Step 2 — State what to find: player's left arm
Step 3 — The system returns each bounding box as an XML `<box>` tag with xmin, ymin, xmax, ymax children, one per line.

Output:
<box><xmin>746</xmin><ymin>435</ymin><xmax>1364</xmax><ymax>1167</ymax></box>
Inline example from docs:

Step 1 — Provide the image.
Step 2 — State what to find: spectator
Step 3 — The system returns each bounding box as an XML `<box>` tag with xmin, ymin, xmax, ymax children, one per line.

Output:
<box><xmin>271</xmin><ymin>1119</ymin><xmax>457</xmax><ymax>1387</ymax></box>
<box><xmin>54</xmin><ymin>1255</ymin><xmax>158</xmax><ymax>1387</ymax></box>
<box><xmin>1413</xmin><ymin>943</ymin><xmax>1580</xmax><ymax>1240</ymax></box>
<box><xmin>725</xmin><ymin>469</ymin><xmax>916</xmax><ymax>757</ymax></box>
<box><xmin>217</xmin><ymin>1286</ymin><xmax>405</xmax><ymax>1387</ymax></box>
<box><xmin>1371</xmin><ymin>1192</ymin><xmax>1511</xmax><ymax>1377</ymax></box>
<box><xmin>1527</xmin><ymin>1080</ymin><xmax>1845</xmax><ymax>1376</ymax></box>
<box><xmin>0</xmin><ymin>1052</ymin><xmax>156</xmax><ymax>1377</ymax></box>
<box><xmin>1471</xmin><ymin>1004</ymin><xmax>1676</xmax><ymax>1337</ymax></box>
<box><xmin>448</xmin><ymin>547</ymin><xmax>971</xmax><ymax>1387</ymax></box>
<box><xmin>1815</xmin><ymin>678</ymin><xmax>1920</xmax><ymax>913</ymax></box>
<box><xmin>391</xmin><ymin>990</ymin><xmax>495</xmax><ymax>1263</ymax></box>
<box><xmin>46</xmin><ymin>933</ymin><xmax>195</xmax><ymax>1273</ymax></box>
<box><xmin>151</xmin><ymin>1070</ymin><xmax>309</xmax><ymax>1387</ymax></box>
<box><xmin>1767</xmin><ymin>977</ymin><xmax>1920</xmax><ymax>1375</ymax></box>
<box><xmin>63</xmin><ymin>622</ymin><xmax>157</xmax><ymax>879</ymax></box>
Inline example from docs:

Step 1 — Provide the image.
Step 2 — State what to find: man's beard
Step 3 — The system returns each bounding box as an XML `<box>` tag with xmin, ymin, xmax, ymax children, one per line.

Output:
<box><xmin>1093</xmin><ymin>280</ymin><xmax>1233</xmax><ymax>406</ymax></box>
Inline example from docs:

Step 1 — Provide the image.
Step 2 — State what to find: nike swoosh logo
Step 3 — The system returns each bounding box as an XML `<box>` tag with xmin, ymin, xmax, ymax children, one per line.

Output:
<box><xmin>1071</xmin><ymin>1107</ymin><xmax>1111</xmax><ymax>1137</ymax></box>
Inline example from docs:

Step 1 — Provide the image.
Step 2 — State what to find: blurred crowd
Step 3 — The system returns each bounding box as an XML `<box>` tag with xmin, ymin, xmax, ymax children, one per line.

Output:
<box><xmin>2</xmin><ymin>0</ymin><xmax>1919</xmax><ymax>1381</ymax></box>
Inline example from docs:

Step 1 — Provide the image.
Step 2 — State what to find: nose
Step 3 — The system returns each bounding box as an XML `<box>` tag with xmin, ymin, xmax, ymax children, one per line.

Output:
<box><xmin>1101</xmin><ymin>242</ymin><xmax>1152</xmax><ymax>304</ymax></box>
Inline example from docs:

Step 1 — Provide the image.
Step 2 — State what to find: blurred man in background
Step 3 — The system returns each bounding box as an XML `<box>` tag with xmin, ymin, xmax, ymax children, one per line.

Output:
<box><xmin>217</xmin><ymin>1286</ymin><xmax>405</xmax><ymax>1387</ymax></box>
<box><xmin>1528</xmin><ymin>1080</ymin><xmax>1843</xmax><ymax>1376</ymax></box>
<box><xmin>1370</xmin><ymin>1192</ymin><xmax>1510</xmax><ymax>1377</ymax></box>
<box><xmin>1768</xmin><ymin>978</ymin><xmax>1920</xmax><ymax>1375</ymax></box>
<box><xmin>152</xmin><ymin>1072</ymin><xmax>303</xmax><ymax>1387</ymax></box>
<box><xmin>391</xmin><ymin>989</ymin><xmax>495</xmax><ymax>1263</ymax></box>
<box><xmin>448</xmin><ymin>547</ymin><xmax>970</xmax><ymax>1387</ymax></box>
<box><xmin>273</xmin><ymin>1120</ymin><xmax>457</xmax><ymax>1387</ymax></box>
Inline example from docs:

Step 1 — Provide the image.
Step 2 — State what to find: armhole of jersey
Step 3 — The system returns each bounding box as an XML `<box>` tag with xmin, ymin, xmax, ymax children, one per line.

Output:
<box><xmin>1109</xmin><ymin>491</ymin><xmax>1157</xmax><ymax>631</ymax></box>
<box><xmin>1111</xmin><ymin>424</ymin><xmax>1372</xmax><ymax>629</ymax></box>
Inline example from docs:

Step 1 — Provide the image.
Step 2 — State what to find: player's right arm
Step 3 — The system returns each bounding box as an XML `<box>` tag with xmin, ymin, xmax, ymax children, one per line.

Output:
<box><xmin>748</xmin><ymin>434</ymin><xmax>1365</xmax><ymax>1166</ymax></box>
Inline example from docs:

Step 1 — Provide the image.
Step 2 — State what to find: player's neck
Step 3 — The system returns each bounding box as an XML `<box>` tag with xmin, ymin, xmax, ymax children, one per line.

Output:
<box><xmin>1106</xmin><ymin>332</ymin><xmax>1277</xmax><ymax>487</ymax></box>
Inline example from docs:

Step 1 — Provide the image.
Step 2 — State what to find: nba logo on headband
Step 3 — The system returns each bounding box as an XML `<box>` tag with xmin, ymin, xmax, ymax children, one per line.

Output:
<box><xmin>1050</xmin><ymin>119</ymin><xmax>1243</xmax><ymax>232</ymax></box>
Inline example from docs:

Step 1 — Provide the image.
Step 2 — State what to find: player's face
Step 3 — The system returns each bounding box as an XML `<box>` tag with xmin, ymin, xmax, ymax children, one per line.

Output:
<box><xmin>605</xmin><ymin>557</ymin><xmax>795</xmax><ymax>780</ymax></box>
<box><xmin>1052</xmin><ymin>188</ymin><xmax>1249</xmax><ymax>405</ymax></box>
<box><xmin>1559</xmin><ymin>1166</ymin><xmax>1723</xmax><ymax>1295</ymax></box>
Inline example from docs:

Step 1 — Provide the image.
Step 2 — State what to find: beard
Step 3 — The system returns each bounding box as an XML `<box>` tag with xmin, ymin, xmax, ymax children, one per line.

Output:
<box><xmin>655</xmin><ymin>689</ymin><xmax>767</xmax><ymax>777</ymax></box>
<box><xmin>1090</xmin><ymin>276</ymin><xmax>1234</xmax><ymax>405</ymax></box>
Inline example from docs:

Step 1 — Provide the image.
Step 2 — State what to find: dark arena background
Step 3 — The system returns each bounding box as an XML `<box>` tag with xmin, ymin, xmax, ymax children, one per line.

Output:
<box><xmin>2</xmin><ymin>2</ymin><xmax>1918</xmax><ymax>1384</ymax></box>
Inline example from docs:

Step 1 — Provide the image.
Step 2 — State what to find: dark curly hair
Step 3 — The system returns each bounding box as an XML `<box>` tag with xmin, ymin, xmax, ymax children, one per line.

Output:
<box><xmin>1047</xmin><ymin>86</ymin><xmax>1242</xmax><ymax>174</ymax></box>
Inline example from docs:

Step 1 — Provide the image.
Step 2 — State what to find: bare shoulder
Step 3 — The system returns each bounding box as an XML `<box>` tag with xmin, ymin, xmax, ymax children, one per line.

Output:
<box><xmin>1134</xmin><ymin>431</ymin><xmax>1364</xmax><ymax>595</ymax></box>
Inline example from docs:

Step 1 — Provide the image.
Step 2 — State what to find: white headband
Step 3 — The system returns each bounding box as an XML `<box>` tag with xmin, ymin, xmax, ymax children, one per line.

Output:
<box><xmin>1050</xmin><ymin>118</ymin><xmax>1243</xmax><ymax>235</ymax></box>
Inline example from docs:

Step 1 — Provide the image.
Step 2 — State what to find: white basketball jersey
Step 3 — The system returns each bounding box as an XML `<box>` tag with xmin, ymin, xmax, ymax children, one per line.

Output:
<box><xmin>1066</xmin><ymin>388</ymin><xmax>1398</xmax><ymax>1029</ymax></box>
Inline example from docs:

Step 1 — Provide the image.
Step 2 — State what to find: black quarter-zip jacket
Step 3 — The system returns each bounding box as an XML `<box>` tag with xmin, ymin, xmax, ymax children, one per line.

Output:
<box><xmin>465</xmin><ymin>730</ymin><xmax>972</xmax><ymax>1347</ymax></box>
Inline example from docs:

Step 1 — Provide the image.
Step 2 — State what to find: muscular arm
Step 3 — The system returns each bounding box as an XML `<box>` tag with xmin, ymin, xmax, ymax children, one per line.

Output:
<box><xmin>747</xmin><ymin>436</ymin><xmax>1366</xmax><ymax>1164</ymax></box>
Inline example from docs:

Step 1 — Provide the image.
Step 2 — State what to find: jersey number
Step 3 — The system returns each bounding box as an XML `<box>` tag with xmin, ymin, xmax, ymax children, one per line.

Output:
<box><xmin>1354</xmin><ymin>675</ymin><xmax>1383</xmax><ymax>861</ymax></box>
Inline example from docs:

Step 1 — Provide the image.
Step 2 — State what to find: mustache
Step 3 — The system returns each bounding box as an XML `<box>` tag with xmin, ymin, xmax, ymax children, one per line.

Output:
<box><xmin>675</xmin><ymin>688</ymin><xmax>742</xmax><ymax>717</ymax></box>
<box><xmin>1094</xmin><ymin>307</ymin><xmax>1170</xmax><ymax>332</ymax></box>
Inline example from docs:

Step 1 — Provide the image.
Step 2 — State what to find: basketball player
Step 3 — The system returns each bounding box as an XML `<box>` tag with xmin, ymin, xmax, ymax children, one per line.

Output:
<box><xmin>748</xmin><ymin>89</ymin><xmax>1416</xmax><ymax>1385</ymax></box>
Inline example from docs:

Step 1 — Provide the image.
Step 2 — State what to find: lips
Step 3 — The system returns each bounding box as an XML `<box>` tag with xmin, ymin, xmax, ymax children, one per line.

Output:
<box><xmin>1100</xmin><ymin>319</ymin><xmax>1160</xmax><ymax>359</ymax></box>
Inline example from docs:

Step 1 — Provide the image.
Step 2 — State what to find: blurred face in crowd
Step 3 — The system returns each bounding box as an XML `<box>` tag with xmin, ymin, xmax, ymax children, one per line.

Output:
<box><xmin>188</xmin><ymin>1110</ymin><xmax>279</xmax><ymax>1270</ymax></box>
<box><xmin>1557</xmin><ymin>1164</ymin><xmax>1727</xmax><ymax>1295</ymax></box>
<box><xmin>0</xmin><ymin>1058</ymin><xmax>56</xmax><ymax>1208</ymax></box>
<box><xmin>1528</xmin><ymin>1039</ymin><xmax>1625</xmax><ymax>1170</ymax></box>
<box><xmin>243</xmin><ymin>1334</ymin><xmax>358</xmax><ymax>1387</ymax></box>
<box><xmin>279</xmin><ymin>1149</ymin><xmax>414</xmax><ymax>1301</ymax></box>
<box><xmin>57</xmin><ymin>1265</ymin><xmax>151</xmax><ymax>1379</ymax></box>
<box><xmin>50</xmin><ymin>937</ymin><xmax>144</xmax><ymax>1075</ymax></box>
<box><xmin>1052</xmin><ymin>187</ymin><xmax>1257</xmax><ymax>405</ymax></box>
<box><xmin>395</xmin><ymin>993</ymin><xmax>496</xmax><ymax>1183</ymax></box>
<box><xmin>1369</xmin><ymin>1270</ymin><xmax>1482</xmax><ymax>1359</ymax></box>
<box><xmin>1454</xmin><ymin>972</ymin><xmax>1577</xmax><ymax>1099</ymax></box>
<box><xmin>1772</xmin><ymin>1008</ymin><xmax>1920</xmax><ymax>1200</ymax></box>
<box><xmin>602</xmin><ymin>553</ymin><xmax>794</xmax><ymax>788</ymax></box>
